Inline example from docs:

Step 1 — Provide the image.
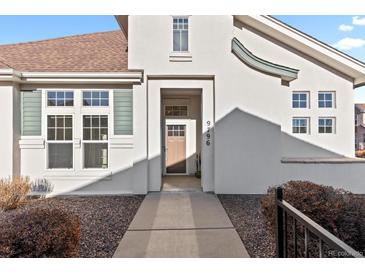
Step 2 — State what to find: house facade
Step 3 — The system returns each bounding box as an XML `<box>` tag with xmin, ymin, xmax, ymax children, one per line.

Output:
<box><xmin>1</xmin><ymin>15</ymin><xmax>365</xmax><ymax>195</ymax></box>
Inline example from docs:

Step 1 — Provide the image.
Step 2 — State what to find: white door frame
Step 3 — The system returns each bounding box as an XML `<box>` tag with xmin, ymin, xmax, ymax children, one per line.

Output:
<box><xmin>163</xmin><ymin>119</ymin><xmax>190</xmax><ymax>175</ymax></box>
<box><xmin>147</xmin><ymin>78</ymin><xmax>214</xmax><ymax>192</ymax></box>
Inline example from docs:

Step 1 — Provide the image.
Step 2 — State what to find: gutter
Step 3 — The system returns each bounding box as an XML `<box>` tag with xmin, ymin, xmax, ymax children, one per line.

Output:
<box><xmin>0</xmin><ymin>70</ymin><xmax>143</xmax><ymax>84</ymax></box>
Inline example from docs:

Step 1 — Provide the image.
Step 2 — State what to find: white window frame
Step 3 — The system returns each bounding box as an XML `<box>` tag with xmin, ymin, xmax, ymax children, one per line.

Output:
<box><xmin>47</xmin><ymin>90</ymin><xmax>74</xmax><ymax>107</ymax></box>
<box><xmin>172</xmin><ymin>16</ymin><xmax>189</xmax><ymax>53</ymax></box>
<box><xmin>318</xmin><ymin>91</ymin><xmax>335</xmax><ymax>108</ymax></box>
<box><xmin>82</xmin><ymin>114</ymin><xmax>110</xmax><ymax>170</ymax></box>
<box><xmin>292</xmin><ymin>91</ymin><xmax>309</xmax><ymax>108</ymax></box>
<box><xmin>292</xmin><ymin>117</ymin><xmax>310</xmax><ymax>134</ymax></box>
<box><xmin>318</xmin><ymin>117</ymin><xmax>336</xmax><ymax>134</ymax></box>
<box><xmin>46</xmin><ymin>114</ymin><xmax>74</xmax><ymax>170</ymax></box>
<box><xmin>82</xmin><ymin>90</ymin><xmax>109</xmax><ymax>107</ymax></box>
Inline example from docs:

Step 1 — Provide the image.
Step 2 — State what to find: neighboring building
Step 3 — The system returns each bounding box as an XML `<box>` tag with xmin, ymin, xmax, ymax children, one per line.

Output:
<box><xmin>355</xmin><ymin>104</ymin><xmax>365</xmax><ymax>150</ymax></box>
<box><xmin>1</xmin><ymin>15</ymin><xmax>365</xmax><ymax>195</ymax></box>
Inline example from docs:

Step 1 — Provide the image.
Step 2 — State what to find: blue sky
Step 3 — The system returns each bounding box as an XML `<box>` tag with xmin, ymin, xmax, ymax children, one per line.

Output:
<box><xmin>275</xmin><ymin>16</ymin><xmax>365</xmax><ymax>102</ymax></box>
<box><xmin>0</xmin><ymin>15</ymin><xmax>364</xmax><ymax>102</ymax></box>
<box><xmin>0</xmin><ymin>16</ymin><xmax>119</xmax><ymax>44</ymax></box>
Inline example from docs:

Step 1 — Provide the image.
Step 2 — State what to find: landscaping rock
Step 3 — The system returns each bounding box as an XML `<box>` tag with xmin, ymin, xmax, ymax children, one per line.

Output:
<box><xmin>218</xmin><ymin>194</ymin><xmax>276</xmax><ymax>258</ymax></box>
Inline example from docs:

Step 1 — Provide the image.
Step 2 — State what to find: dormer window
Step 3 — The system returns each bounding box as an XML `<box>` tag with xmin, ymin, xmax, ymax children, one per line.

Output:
<box><xmin>173</xmin><ymin>17</ymin><xmax>189</xmax><ymax>52</ymax></box>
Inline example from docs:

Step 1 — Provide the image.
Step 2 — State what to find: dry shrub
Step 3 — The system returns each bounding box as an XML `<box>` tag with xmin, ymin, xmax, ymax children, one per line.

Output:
<box><xmin>261</xmin><ymin>181</ymin><xmax>365</xmax><ymax>252</ymax></box>
<box><xmin>0</xmin><ymin>176</ymin><xmax>31</xmax><ymax>211</ymax></box>
<box><xmin>0</xmin><ymin>207</ymin><xmax>80</xmax><ymax>257</ymax></box>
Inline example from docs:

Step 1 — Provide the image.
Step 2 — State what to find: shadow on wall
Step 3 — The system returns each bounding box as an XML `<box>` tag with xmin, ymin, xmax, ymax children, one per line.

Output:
<box><xmin>49</xmin><ymin>157</ymin><xmax>150</xmax><ymax>196</ymax></box>
<box><xmin>54</xmin><ymin>153</ymin><xmax>200</xmax><ymax>196</ymax></box>
<box><xmin>53</xmin><ymin>107</ymin><xmax>344</xmax><ymax>196</ymax></box>
<box><xmin>281</xmin><ymin>132</ymin><xmax>342</xmax><ymax>158</ymax></box>
<box><xmin>213</xmin><ymin>108</ymin><xmax>344</xmax><ymax>194</ymax></box>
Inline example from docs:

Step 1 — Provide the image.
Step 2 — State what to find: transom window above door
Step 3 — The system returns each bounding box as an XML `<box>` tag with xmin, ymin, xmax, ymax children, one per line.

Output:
<box><xmin>47</xmin><ymin>91</ymin><xmax>74</xmax><ymax>106</ymax></box>
<box><xmin>292</xmin><ymin>91</ymin><xmax>309</xmax><ymax>108</ymax></box>
<box><xmin>173</xmin><ymin>17</ymin><xmax>189</xmax><ymax>52</ymax></box>
<box><xmin>83</xmin><ymin>91</ymin><xmax>109</xmax><ymax>106</ymax></box>
<box><xmin>167</xmin><ymin>125</ymin><xmax>185</xmax><ymax>136</ymax></box>
<box><xmin>165</xmin><ymin>105</ymin><xmax>188</xmax><ymax>117</ymax></box>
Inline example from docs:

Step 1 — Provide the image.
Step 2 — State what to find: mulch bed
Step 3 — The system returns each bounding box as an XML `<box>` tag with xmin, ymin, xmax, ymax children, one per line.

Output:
<box><xmin>218</xmin><ymin>194</ymin><xmax>276</xmax><ymax>258</ymax></box>
<box><xmin>1</xmin><ymin>195</ymin><xmax>145</xmax><ymax>258</ymax></box>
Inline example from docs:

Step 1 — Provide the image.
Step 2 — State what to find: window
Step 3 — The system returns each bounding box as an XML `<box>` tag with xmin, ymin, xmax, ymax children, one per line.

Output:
<box><xmin>83</xmin><ymin>91</ymin><xmax>109</xmax><ymax>106</ymax></box>
<box><xmin>292</xmin><ymin>118</ymin><xmax>309</xmax><ymax>134</ymax></box>
<box><xmin>47</xmin><ymin>115</ymin><xmax>73</xmax><ymax>169</ymax></box>
<box><xmin>83</xmin><ymin>115</ymin><xmax>108</xmax><ymax>169</ymax></box>
<box><xmin>318</xmin><ymin>118</ymin><xmax>335</xmax><ymax>134</ymax></box>
<box><xmin>47</xmin><ymin>91</ymin><xmax>74</xmax><ymax>106</ymax></box>
<box><xmin>318</xmin><ymin>91</ymin><xmax>334</xmax><ymax>108</ymax></box>
<box><xmin>167</xmin><ymin>125</ymin><xmax>185</xmax><ymax>136</ymax></box>
<box><xmin>292</xmin><ymin>92</ymin><xmax>308</xmax><ymax>108</ymax></box>
<box><xmin>173</xmin><ymin>17</ymin><xmax>188</xmax><ymax>52</ymax></box>
<box><xmin>165</xmin><ymin>105</ymin><xmax>188</xmax><ymax>117</ymax></box>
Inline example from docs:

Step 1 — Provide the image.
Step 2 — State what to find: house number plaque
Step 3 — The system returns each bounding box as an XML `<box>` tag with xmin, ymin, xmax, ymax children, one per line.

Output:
<box><xmin>206</xmin><ymin>120</ymin><xmax>211</xmax><ymax>146</ymax></box>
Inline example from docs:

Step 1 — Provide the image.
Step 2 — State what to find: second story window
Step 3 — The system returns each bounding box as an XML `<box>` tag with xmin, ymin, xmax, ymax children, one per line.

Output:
<box><xmin>173</xmin><ymin>17</ymin><xmax>189</xmax><ymax>52</ymax></box>
<box><xmin>318</xmin><ymin>91</ymin><xmax>334</xmax><ymax>108</ymax></box>
<box><xmin>47</xmin><ymin>91</ymin><xmax>74</xmax><ymax>106</ymax></box>
<box><xmin>318</xmin><ymin>117</ymin><xmax>335</xmax><ymax>134</ymax></box>
<box><xmin>292</xmin><ymin>91</ymin><xmax>309</xmax><ymax>108</ymax></box>
<box><xmin>292</xmin><ymin>117</ymin><xmax>309</xmax><ymax>134</ymax></box>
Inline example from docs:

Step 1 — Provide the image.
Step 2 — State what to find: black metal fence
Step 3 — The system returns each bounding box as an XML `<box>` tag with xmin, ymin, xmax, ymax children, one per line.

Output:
<box><xmin>275</xmin><ymin>187</ymin><xmax>364</xmax><ymax>258</ymax></box>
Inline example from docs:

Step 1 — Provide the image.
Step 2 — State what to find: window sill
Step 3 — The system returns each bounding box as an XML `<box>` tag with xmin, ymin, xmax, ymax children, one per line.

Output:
<box><xmin>169</xmin><ymin>52</ymin><xmax>192</xmax><ymax>62</ymax></box>
<box><xmin>110</xmin><ymin>136</ymin><xmax>134</xmax><ymax>148</ymax></box>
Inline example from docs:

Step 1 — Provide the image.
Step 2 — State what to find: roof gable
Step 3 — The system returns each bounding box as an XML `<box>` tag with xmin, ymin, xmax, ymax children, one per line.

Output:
<box><xmin>235</xmin><ymin>15</ymin><xmax>365</xmax><ymax>87</ymax></box>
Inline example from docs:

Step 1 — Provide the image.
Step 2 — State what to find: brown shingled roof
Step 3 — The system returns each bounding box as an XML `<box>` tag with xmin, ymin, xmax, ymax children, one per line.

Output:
<box><xmin>0</xmin><ymin>30</ymin><xmax>128</xmax><ymax>72</ymax></box>
<box><xmin>0</xmin><ymin>57</ymin><xmax>11</xmax><ymax>69</ymax></box>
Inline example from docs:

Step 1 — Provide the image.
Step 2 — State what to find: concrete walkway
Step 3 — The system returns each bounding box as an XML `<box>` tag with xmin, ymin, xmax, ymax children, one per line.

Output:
<box><xmin>162</xmin><ymin>175</ymin><xmax>202</xmax><ymax>192</ymax></box>
<box><xmin>113</xmin><ymin>192</ymin><xmax>250</xmax><ymax>258</ymax></box>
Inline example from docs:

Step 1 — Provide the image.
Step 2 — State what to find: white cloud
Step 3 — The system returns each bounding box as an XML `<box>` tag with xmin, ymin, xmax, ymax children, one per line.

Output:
<box><xmin>332</xmin><ymin>37</ymin><xmax>365</xmax><ymax>50</ymax></box>
<box><xmin>338</xmin><ymin>24</ymin><xmax>353</xmax><ymax>32</ymax></box>
<box><xmin>352</xmin><ymin>16</ymin><xmax>365</xmax><ymax>26</ymax></box>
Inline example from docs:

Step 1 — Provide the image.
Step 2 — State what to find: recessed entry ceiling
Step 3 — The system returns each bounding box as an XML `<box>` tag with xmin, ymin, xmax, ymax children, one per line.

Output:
<box><xmin>161</xmin><ymin>88</ymin><xmax>202</xmax><ymax>96</ymax></box>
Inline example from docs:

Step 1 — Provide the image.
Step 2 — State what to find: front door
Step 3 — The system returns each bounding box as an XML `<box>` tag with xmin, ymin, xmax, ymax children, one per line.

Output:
<box><xmin>166</xmin><ymin>125</ymin><xmax>186</xmax><ymax>174</ymax></box>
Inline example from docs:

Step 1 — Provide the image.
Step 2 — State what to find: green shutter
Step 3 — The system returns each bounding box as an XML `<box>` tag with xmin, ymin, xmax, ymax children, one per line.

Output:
<box><xmin>114</xmin><ymin>89</ymin><xmax>133</xmax><ymax>135</ymax></box>
<box><xmin>21</xmin><ymin>91</ymin><xmax>42</xmax><ymax>136</ymax></box>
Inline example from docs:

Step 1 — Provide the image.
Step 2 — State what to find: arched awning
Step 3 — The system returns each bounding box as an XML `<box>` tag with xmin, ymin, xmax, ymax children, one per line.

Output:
<box><xmin>231</xmin><ymin>37</ymin><xmax>299</xmax><ymax>82</ymax></box>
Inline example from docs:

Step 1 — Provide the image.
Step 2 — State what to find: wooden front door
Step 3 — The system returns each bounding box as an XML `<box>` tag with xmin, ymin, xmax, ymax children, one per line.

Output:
<box><xmin>166</xmin><ymin>125</ymin><xmax>186</xmax><ymax>174</ymax></box>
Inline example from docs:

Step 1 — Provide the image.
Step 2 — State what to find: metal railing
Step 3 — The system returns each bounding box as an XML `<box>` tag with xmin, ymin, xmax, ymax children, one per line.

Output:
<box><xmin>275</xmin><ymin>187</ymin><xmax>364</xmax><ymax>258</ymax></box>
